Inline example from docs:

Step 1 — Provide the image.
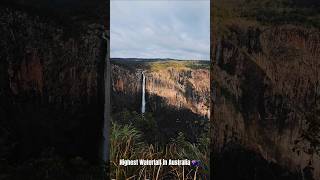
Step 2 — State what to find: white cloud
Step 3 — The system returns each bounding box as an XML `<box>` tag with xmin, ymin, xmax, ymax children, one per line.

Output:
<box><xmin>111</xmin><ymin>0</ymin><xmax>210</xmax><ymax>60</ymax></box>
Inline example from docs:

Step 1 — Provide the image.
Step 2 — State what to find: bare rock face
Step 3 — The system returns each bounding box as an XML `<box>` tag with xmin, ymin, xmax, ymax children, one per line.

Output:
<box><xmin>212</xmin><ymin>23</ymin><xmax>320</xmax><ymax>178</ymax></box>
<box><xmin>147</xmin><ymin>68</ymin><xmax>210</xmax><ymax>118</ymax></box>
<box><xmin>8</xmin><ymin>48</ymin><xmax>44</xmax><ymax>95</ymax></box>
<box><xmin>111</xmin><ymin>64</ymin><xmax>142</xmax><ymax>112</ymax></box>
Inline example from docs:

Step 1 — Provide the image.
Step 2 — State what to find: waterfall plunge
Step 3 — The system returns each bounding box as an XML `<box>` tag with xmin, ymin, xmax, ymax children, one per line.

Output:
<box><xmin>141</xmin><ymin>72</ymin><xmax>146</xmax><ymax>114</ymax></box>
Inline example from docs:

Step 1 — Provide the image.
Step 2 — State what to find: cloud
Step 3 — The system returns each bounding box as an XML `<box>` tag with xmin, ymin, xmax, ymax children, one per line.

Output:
<box><xmin>111</xmin><ymin>0</ymin><xmax>210</xmax><ymax>60</ymax></box>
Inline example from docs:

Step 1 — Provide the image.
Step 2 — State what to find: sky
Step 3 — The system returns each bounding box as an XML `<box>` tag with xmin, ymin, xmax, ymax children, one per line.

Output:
<box><xmin>111</xmin><ymin>0</ymin><xmax>210</xmax><ymax>60</ymax></box>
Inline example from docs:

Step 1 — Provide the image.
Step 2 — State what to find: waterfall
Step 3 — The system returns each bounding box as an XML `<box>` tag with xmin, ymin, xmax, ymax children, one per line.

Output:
<box><xmin>141</xmin><ymin>72</ymin><xmax>146</xmax><ymax>114</ymax></box>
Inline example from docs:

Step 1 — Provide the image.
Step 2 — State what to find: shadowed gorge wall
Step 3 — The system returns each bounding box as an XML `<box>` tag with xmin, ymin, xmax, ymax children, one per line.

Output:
<box><xmin>211</xmin><ymin>1</ymin><xmax>320</xmax><ymax>179</ymax></box>
<box><xmin>0</xmin><ymin>1</ymin><xmax>108</xmax><ymax>179</ymax></box>
<box><xmin>111</xmin><ymin>64</ymin><xmax>142</xmax><ymax>112</ymax></box>
<box><xmin>0</xmin><ymin>7</ymin><xmax>103</xmax><ymax>159</ymax></box>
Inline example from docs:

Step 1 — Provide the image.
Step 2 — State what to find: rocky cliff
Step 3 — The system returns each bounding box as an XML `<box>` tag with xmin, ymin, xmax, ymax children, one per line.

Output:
<box><xmin>111</xmin><ymin>64</ymin><xmax>142</xmax><ymax>112</ymax></box>
<box><xmin>111</xmin><ymin>61</ymin><xmax>210</xmax><ymax>118</ymax></box>
<box><xmin>0</xmin><ymin>2</ymin><xmax>107</xmax><ymax>167</ymax></box>
<box><xmin>146</xmin><ymin>67</ymin><xmax>210</xmax><ymax>118</ymax></box>
<box><xmin>212</xmin><ymin>22</ymin><xmax>320</xmax><ymax>179</ymax></box>
<box><xmin>111</xmin><ymin>61</ymin><xmax>209</xmax><ymax>143</ymax></box>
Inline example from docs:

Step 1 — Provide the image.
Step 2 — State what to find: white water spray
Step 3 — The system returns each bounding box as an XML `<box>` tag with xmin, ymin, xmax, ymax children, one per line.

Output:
<box><xmin>141</xmin><ymin>72</ymin><xmax>146</xmax><ymax>114</ymax></box>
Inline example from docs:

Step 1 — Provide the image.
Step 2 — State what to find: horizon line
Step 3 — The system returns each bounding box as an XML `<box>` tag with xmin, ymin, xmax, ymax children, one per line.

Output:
<box><xmin>110</xmin><ymin>57</ymin><xmax>210</xmax><ymax>61</ymax></box>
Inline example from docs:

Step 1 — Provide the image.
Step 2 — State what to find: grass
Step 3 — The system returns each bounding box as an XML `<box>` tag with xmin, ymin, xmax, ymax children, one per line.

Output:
<box><xmin>110</xmin><ymin>122</ymin><xmax>209</xmax><ymax>179</ymax></box>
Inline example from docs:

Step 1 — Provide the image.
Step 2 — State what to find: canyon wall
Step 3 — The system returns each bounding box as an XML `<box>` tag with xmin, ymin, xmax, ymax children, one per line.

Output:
<box><xmin>111</xmin><ymin>62</ymin><xmax>209</xmax><ymax>143</ymax></box>
<box><xmin>111</xmin><ymin>63</ymin><xmax>210</xmax><ymax>118</ymax></box>
<box><xmin>147</xmin><ymin>67</ymin><xmax>210</xmax><ymax>118</ymax></box>
<box><xmin>111</xmin><ymin>64</ymin><xmax>142</xmax><ymax>112</ymax></box>
<box><xmin>212</xmin><ymin>23</ymin><xmax>320</xmax><ymax>179</ymax></box>
<box><xmin>0</xmin><ymin>3</ymin><xmax>106</xmax><ymax>164</ymax></box>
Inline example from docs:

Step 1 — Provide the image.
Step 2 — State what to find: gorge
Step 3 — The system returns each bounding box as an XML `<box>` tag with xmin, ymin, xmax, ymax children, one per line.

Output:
<box><xmin>0</xmin><ymin>0</ymin><xmax>108</xmax><ymax>179</ymax></box>
<box><xmin>110</xmin><ymin>58</ymin><xmax>210</xmax><ymax>179</ymax></box>
<box><xmin>211</xmin><ymin>1</ymin><xmax>320</xmax><ymax>179</ymax></box>
<box><xmin>111</xmin><ymin>59</ymin><xmax>210</xmax><ymax>142</ymax></box>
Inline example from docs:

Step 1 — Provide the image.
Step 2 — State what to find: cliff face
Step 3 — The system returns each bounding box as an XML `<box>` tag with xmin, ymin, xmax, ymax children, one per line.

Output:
<box><xmin>147</xmin><ymin>68</ymin><xmax>210</xmax><ymax>117</ymax></box>
<box><xmin>0</xmin><ymin>6</ymin><xmax>105</xmax><ymax>162</ymax></box>
<box><xmin>111</xmin><ymin>64</ymin><xmax>142</xmax><ymax>112</ymax></box>
<box><xmin>212</xmin><ymin>23</ymin><xmax>320</xmax><ymax>178</ymax></box>
<box><xmin>111</xmin><ymin>63</ymin><xmax>210</xmax><ymax>118</ymax></box>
